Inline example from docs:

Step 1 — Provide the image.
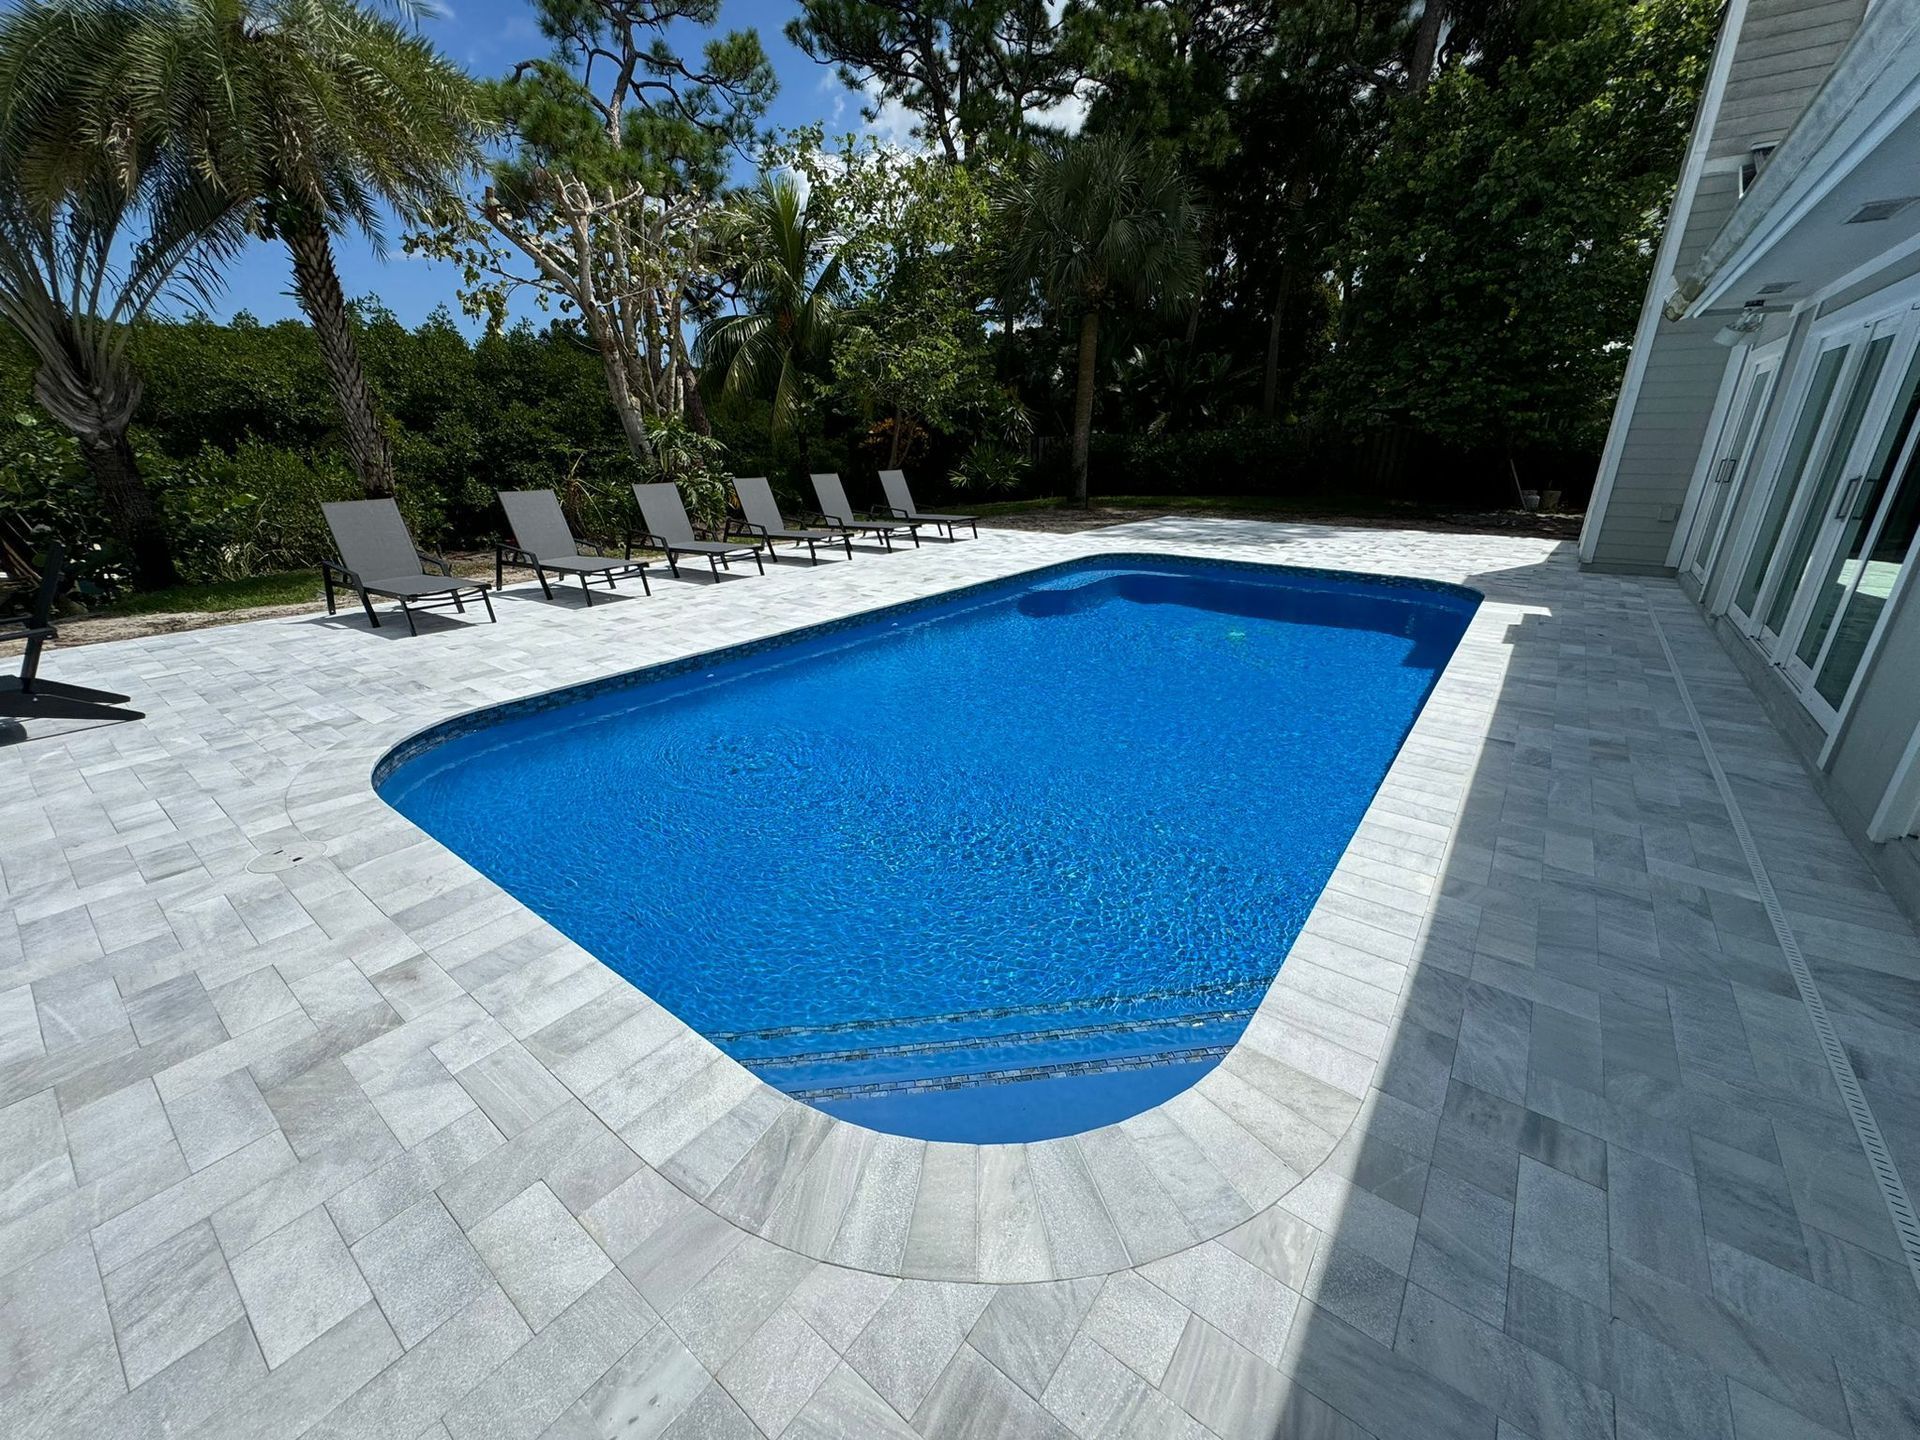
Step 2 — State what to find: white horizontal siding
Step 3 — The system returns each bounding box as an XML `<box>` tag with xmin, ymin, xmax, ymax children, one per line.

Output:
<box><xmin>1590</xmin><ymin>0</ymin><xmax>1865</xmax><ymax>568</ymax></box>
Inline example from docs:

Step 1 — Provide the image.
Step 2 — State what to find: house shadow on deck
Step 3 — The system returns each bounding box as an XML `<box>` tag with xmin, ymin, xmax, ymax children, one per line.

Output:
<box><xmin>1098</xmin><ymin>517</ymin><xmax>1920</xmax><ymax>1440</ymax></box>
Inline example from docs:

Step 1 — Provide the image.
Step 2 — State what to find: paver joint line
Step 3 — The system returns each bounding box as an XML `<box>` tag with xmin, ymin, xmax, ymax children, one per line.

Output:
<box><xmin>1647</xmin><ymin>599</ymin><xmax>1920</xmax><ymax>1299</ymax></box>
<box><xmin>13</xmin><ymin>522</ymin><xmax>1920</xmax><ymax>1440</ymax></box>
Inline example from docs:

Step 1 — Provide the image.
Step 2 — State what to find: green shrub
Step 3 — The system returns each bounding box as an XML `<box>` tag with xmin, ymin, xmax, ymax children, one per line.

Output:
<box><xmin>951</xmin><ymin>439</ymin><xmax>1028</xmax><ymax>493</ymax></box>
<box><xmin>1084</xmin><ymin>421</ymin><xmax>1307</xmax><ymax>496</ymax></box>
<box><xmin>159</xmin><ymin>440</ymin><xmax>443</xmax><ymax>582</ymax></box>
<box><xmin>0</xmin><ymin>409</ymin><xmax>122</xmax><ymax>607</ymax></box>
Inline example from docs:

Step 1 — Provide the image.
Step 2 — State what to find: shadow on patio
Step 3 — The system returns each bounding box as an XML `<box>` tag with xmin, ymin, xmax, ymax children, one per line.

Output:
<box><xmin>1119</xmin><ymin>518</ymin><xmax>1920</xmax><ymax>1440</ymax></box>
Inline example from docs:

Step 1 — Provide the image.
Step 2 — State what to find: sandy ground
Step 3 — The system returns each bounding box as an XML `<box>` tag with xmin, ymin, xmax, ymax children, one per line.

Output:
<box><xmin>6</xmin><ymin>506</ymin><xmax>1581</xmax><ymax>653</ymax></box>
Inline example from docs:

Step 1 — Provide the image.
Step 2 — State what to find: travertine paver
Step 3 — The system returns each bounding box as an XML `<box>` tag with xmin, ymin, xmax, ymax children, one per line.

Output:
<box><xmin>3</xmin><ymin>518</ymin><xmax>1920</xmax><ymax>1438</ymax></box>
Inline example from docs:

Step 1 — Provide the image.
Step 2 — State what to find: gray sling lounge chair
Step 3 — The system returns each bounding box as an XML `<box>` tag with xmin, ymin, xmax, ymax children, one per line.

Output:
<box><xmin>495</xmin><ymin>489</ymin><xmax>652</xmax><ymax>605</ymax></box>
<box><xmin>321</xmin><ymin>499</ymin><xmax>495</xmax><ymax>636</ymax></box>
<box><xmin>809</xmin><ymin>473</ymin><xmax>921</xmax><ymax>550</ymax></box>
<box><xmin>878</xmin><ymin>469</ymin><xmax>978</xmax><ymax>539</ymax></box>
<box><xmin>731</xmin><ymin>477</ymin><xmax>852</xmax><ymax>564</ymax></box>
<box><xmin>1</xmin><ymin>543</ymin><xmax>143</xmax><ymax>733</ymax></box>
<box><xmin>627</xmin><ymin>483</ymin><xmax>764</xmax><ymax>579</ymax></box>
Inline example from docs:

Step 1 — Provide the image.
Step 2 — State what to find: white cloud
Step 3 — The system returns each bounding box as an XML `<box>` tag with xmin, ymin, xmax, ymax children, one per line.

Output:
<box><xmin>860</xmin><ymin>77</ymin><xmax>932</xmax><ymax>153</ymax></box>
<box><xmin>1030</xmin><ymin>78</ymin><xmax>1098</xmax><ymax>137</ymax></box>
<box><xmin>816</xmin><ymin>71</ymin><xmax>850</xmax><ymax>125</ymax></box>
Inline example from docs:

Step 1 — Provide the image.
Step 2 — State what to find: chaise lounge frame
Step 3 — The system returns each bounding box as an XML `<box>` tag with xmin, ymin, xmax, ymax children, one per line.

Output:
<box><xmin>321</xmin><ymin>499</ymin><xmax>496</xmax><ymax>637</ymax></box>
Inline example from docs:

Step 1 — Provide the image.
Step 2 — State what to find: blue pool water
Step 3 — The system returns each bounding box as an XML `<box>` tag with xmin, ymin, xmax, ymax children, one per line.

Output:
<box><xmin>377</xmin><ymin>555</ymin><xmax>1478</xmax><ymax>1142</ymax></box>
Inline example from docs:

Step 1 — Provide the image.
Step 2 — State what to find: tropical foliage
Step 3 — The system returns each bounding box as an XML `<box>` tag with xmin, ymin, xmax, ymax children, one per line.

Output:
<box><xmin>0</xmin><ymin>0</ymin><xmax>1720</xmax><ymax>600</ymax></box>
<box><xmin>998</xmin><ymin>133</ymin><xmax>1205</xmax><ymax>504</ymax></box>
<box><xmin>95</xmin><ymin>0</ymin><xmax>489</xmax><ymax>499</ymax></box>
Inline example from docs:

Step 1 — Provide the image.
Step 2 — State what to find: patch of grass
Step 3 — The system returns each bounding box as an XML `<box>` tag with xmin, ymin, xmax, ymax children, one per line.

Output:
<box><xmin>97</xmin><ymin>570</ymin><xmax>327</xmax><ymax>617</ymax></box>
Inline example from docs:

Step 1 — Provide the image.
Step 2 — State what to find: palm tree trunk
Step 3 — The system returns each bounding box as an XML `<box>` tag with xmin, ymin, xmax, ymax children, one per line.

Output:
<box><xmin>1071</xmin><ymin>310</ymin><xmax>1100</xmax><ymax>508</ymax></box>
<box><xmin>283</xmin><ymin>222</ymin><xmax>397</xmax><ymax>499</ymax></box>
<box><xmin>78</xmin><ymin>431</ymin><xmax>179</xmax><ymax>590</ymax></box>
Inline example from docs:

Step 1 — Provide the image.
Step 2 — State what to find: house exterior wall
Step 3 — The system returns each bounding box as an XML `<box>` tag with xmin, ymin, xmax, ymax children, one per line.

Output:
<box><xmin>1686</xmin><ymin>251</ymin><xmax>1920</xmax><ymax>911</ymax></box>
<box><xmin>1583</xmin><ymin>0</ymin><xmax>1869</xmax><ymax>571</ymax></box>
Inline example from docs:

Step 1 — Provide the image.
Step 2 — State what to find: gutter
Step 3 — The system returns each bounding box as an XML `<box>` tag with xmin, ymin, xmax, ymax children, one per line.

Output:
<box><xmin>1671</xmin><ymin>0</ymin><xmax>1920</xmax><ymax>319</ymax></box>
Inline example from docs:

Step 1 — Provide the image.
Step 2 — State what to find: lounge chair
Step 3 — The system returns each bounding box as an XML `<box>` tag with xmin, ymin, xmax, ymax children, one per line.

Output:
<box><xmin>731</xmin><ymin>477</ymin><xmax>852</xmax><ymax>564</ymax></box>
<box><xmin>0</xmin><ymin>542</ymin><xmax>143</xmax><ymax>730</ymax></box>
<box><xmin>809</xmin><ymin>473</ymin><xmax>921</xmax><ymax>550</ymax></box>
<box><xmin>628</xmin><ymin>483</ymin><xmax>765</xmax><ymax>579</ymax></box>
<box><xmin>495</xmin><ymin>489</ymin><xmax>652</xmax><ymax>605</ymax></box>
<box><xmin>878</xmin><ymin>469</ymin><xmax>979</xmax><ymax>540</ymax></box>
<box><xmin>321</xmin><ymin>499</ymin><xmax>495</xmax><ymax>636</ymax></box>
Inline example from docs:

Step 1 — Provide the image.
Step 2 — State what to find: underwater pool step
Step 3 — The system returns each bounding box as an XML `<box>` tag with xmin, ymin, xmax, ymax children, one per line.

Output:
<box><xmin>745</xmin><ymin>1006</ymin><xmax>1258</xmax><ymax>1072</ymax></box>
<box><xmin>746</xmin><ymin>1010</ymin><xmax>1255</xmax><ymax>1098</ymax></box>
<box><xmin>711</xmin><ymin>976</ymin><xmax>1273</xmax><ymax>1050</ymax></box>
<box><xmin>788</xmin><ymin>1042</ymin><xmax>1236</xmax><ymax>1101</ymax></box>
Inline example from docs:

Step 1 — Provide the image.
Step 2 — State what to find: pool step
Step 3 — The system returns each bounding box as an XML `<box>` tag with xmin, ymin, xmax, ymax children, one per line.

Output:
<box><xmin>745</xmin><ymin>1007</ymin><xmax>1256</xmax><ymax>1100</ymax></box>
<box><xmin>715</xmin><ymin>976</ymin><xmax>1271</xmax><ymax>1054</ymax></box>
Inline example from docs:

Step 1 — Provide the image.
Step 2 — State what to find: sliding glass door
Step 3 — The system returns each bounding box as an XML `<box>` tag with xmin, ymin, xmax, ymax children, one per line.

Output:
<box><xmin>1719</xmin><ymin>301</ymin><xmax>1920</xmax><ymax>733</ymax></box>
<box><xmin>1682</xmin><ymin>352</ymin><xmax>1779</xmax><ymax>585</ymax></box>
<box><xmin>1787</xmin><ymin>341</ymin><xmax>1920</xmax><ymax>719</ymax></box>
<box><xmin>1728</xmin><ymin>338</ymin><xmax>1858</xmax><ymax>631</ymax></box>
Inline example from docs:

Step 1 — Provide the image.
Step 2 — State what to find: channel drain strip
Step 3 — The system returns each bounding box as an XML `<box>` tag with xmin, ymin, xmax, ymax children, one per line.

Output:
<box><xmin>1648</xmin><ymin>601</ymin><xmax>1920</xmax><ymax>1298</ymax></box>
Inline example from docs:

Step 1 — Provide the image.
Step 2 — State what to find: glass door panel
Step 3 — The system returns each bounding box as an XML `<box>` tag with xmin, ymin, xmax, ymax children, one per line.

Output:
<box><xmin>1734</xmin><ymin>346</ymin><xmax>1850</xmax><ymax>622</ymax></box>
<box><xmin>1814</xmin><ymin>469</ymin><xmax>1920</xmax><ymax>706</ymax></box>
<box><xmin>1760</xmin><ymin>333</ymin><xmax>1894</xmax><ymax>638</ymax></box>
<box><xmin>1793</xmin><ymin>342</ymin><xmax>1920</xmax><ymax>681</ymax></box>
<box><xmin>1686</xmin><ymin>358</ymin><xmax>1777</xmax><ymax>584</ymax></box>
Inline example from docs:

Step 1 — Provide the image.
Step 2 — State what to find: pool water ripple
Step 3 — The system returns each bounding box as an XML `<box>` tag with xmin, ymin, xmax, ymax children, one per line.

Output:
<box><xmin>378</xmin><ymin>556</ymin><xmax>1477</xmax><ymax>1142</ymax></box>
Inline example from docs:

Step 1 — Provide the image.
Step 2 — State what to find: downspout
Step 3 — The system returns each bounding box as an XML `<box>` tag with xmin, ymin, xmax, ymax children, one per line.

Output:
<box><xmin>1578</xmin><ymin>0</ymin><xmax>1751</xmax><ymax>564</ymax></box>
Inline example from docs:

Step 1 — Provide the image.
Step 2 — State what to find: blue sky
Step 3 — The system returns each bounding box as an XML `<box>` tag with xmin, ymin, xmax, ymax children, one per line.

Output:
<box><xmin>202</xmin><ymin>0</ymin><xmax>898</xmax><ymax>330</ymax></box>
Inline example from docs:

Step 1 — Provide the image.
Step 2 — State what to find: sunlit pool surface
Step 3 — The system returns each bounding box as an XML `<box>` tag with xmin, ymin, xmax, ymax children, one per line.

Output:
<box><xmin>377</xmin><ymin>555</ymin><xmax>1478</xmax><ymax>1142</ymax></box>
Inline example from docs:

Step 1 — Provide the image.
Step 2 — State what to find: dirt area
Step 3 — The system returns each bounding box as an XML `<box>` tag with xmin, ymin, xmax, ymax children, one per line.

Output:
<box><xmin>980</xmin><ymin>501</ymin><xmax>1585</xmax><ymax>539</ymax></box>
<box><xmin>7</xmin><ymin>508</ymin><xmax>1581</xmax><ymax>654</ymax></box>
<box><xmin>1</xmin><ymin>554</ymin><xmax>501</xmax><ymax>656</ymax></box>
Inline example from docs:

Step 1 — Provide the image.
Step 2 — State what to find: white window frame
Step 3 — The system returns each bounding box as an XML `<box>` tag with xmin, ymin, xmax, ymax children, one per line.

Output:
<box><xmin>1699</xmin><ymin>270</ymin><xmax>1920</xmax><ymax>747</ymax></box>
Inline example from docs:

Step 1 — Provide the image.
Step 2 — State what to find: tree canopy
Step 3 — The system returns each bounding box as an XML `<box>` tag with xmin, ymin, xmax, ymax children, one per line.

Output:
<box><xmin>0</xmin><ymin>0</ymin><xmax>1723</xmax><ymax>598</ymax></box>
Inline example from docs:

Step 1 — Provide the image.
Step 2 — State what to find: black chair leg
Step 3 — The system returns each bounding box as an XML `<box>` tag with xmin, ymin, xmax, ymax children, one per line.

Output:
<box><xmin>480</xmin><ymin>590</ymin><xmax>496</xmax><ymax>623</ymax></box>
<box><xmin>360</xmin><ymin>591</ymin><xmax>380</xmax><ymax>628</ymax></box>
<box><xmin>0</xmin><ymin>689</ymin><xmax>144</xmax><ymax>727</ymax></box>
<box><xmin>401</xmin><ymin>601</ymin><xmax>418</xmax><ymax>637</ymax></box>
<box><xmin>15</xmin><ymin>677</ymin><xmax>133</xmax><ymax>705</ymax></box>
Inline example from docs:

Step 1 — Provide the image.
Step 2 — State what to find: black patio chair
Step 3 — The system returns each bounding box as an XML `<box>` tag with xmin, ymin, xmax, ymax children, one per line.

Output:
<box><xmin>320</xmin><ymin>499</ymin><xmax>495</xmax><ymax>636</ymax></box>
<box><xmin>810</xmin><ymin>473</ymin><xmax>921</xmax><ymax>550</ymax></box>
<box><xmin>495</xmin><ymin>489</ymin><xmax>652</xmax><ymax>605</ymax></box>
<box><xmin>731</xmin><ymin>476</ymin><xmax>852</xmax><ymax>564</ymax></box>
<box><xmin>878</xmin><ymin>468</ymin><xmax>978</xmax><ymax>540</ymax></box>
<box><xmin>627</xmin><ymin>483</ymin><xmax>765</xmax><ymax>580</ymax></box>
<box><xmin>0</xmin><ymin>543</ymin><xmax>143</xmax><ymax>729</ymax></box>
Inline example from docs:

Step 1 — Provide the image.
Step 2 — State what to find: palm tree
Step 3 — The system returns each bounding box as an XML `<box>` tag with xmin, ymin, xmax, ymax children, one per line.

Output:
<box><xmin>0</xmin><ymin>0</ymin><xmax>246</xmax><ymax>590</ymax></box>
<box><xmin>998</xmin><ymin>134</ymin><xmax>1205</xmax><ymax>506</ymax></box>
<box><xmin>103</xmin><ymin>0</ymin><xmax>487</xmax><ymax>498</ymax></box>
<box><xmin>696</xmin><ymin>175</ymin><xmax>845</xmax><ymax>438</ymax></box>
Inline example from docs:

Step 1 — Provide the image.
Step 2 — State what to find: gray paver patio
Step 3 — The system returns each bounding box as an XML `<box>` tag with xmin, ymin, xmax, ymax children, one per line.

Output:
<box><xmin>3</xmin><ymin>517</ymin><xmax>1919</xmax><ymax>1438</ymax></box>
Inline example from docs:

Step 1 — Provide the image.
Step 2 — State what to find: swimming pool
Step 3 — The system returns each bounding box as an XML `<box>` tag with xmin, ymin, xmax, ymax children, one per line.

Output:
<box><xmin>377</xmin><ymin>554</ymin><xmax>1478</xmax><ymax>1143</ymax></box>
